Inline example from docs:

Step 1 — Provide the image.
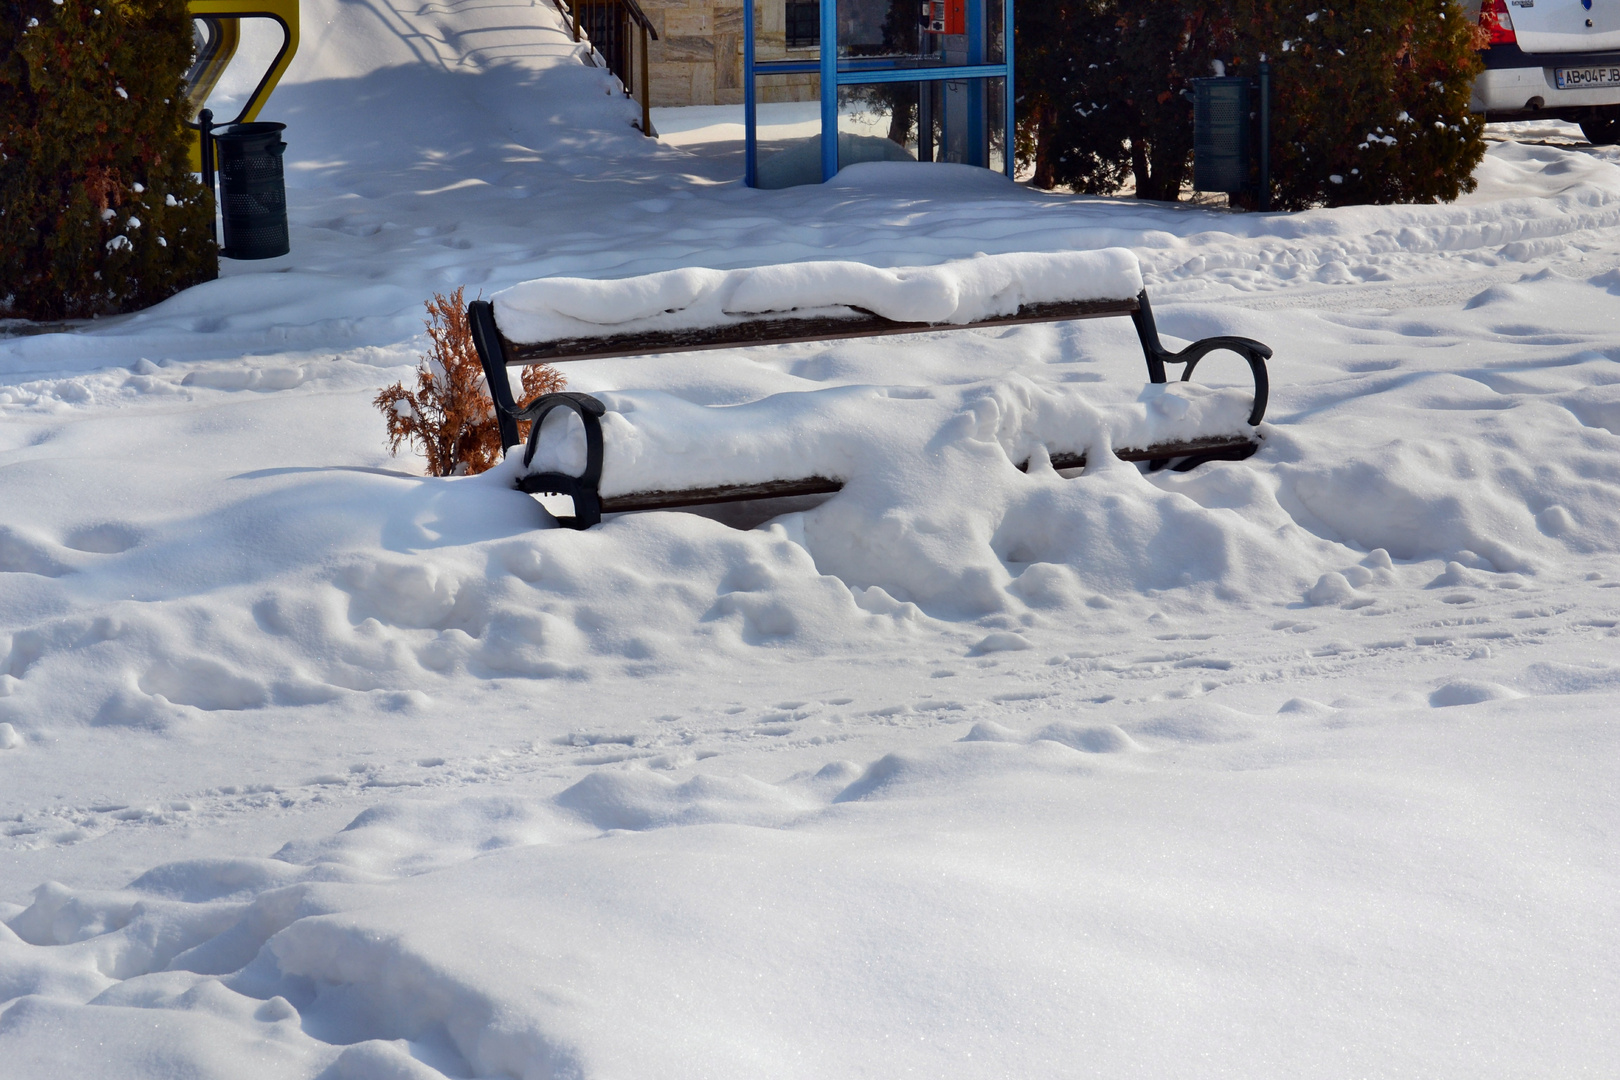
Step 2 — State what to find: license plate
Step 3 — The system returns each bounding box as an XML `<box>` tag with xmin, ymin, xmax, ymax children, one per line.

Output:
<box><xmin>1556</xmin><ymin>66</ymin><xmax>1620</xmax><ymax>89</ymax></box>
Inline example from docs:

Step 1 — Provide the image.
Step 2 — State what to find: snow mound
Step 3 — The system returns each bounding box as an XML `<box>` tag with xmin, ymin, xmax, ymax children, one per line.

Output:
<box><xmin>962</xmin><ymin>718</ymin><xmax>1140</xmax><ymax>753</ymax></box>
<box><xmin>556</xmin><ymin>769</ymin><xmax>816</xmax><ymax>830</ymax></box>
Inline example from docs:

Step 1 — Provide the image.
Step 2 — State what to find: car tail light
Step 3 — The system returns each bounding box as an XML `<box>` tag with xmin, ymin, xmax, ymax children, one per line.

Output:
<box><xmin>1480</xmin><ymin>0</ymin><xmax>1517</xmax><ymax>46</ymax></box>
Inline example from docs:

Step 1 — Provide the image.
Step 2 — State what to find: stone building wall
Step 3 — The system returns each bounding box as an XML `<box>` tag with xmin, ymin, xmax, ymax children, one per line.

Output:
<box><xmin>639</xmin><ymin>0</ymin><xmax>818</xmax><ymax>106</ymax></box>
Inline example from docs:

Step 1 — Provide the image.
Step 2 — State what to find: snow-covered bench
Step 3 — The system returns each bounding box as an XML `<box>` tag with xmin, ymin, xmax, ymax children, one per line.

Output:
<box><xmin>468</xmin><ymin>250</ymin><xmax>1272</xmax><ymax>529</ymax></box>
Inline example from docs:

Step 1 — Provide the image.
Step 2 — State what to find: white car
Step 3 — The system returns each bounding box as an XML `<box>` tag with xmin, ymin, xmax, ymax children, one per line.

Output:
<box><xmin>1473</xmin><ymin>0</ymin><xmax>1620</xmax><ymax>143</ymax></box>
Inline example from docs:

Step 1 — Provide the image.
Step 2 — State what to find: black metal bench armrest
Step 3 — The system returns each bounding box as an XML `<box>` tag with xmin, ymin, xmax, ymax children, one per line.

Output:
<box><xmin>511</xmin><ymin>391</ymin><xmax>608</xmax><ymax>530</ymax></box>
<box><xmin>1130</xmin><ymin>291</ymin><xmax>1271</xmax><ymax>427</ymax></box>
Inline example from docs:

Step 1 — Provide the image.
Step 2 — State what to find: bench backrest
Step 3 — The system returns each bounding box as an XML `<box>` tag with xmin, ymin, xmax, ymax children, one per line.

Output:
<box><xmin>485</xmin><ymin>248</ymin><xmax>1146</xmax><ymax>364</ymax></box>
<box><xmin>491</xmin><ymin>296</ymin><xmax>1141</xmax><ymax>365</ymax></box>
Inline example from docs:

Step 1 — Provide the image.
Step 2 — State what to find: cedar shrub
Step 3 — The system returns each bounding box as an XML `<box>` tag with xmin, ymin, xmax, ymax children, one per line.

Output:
<box><xmin>0</xmin><ymin>0</ymin><xmax>217</xmax><ymax>320</ymax></box>
<box><xmin>1017</xmin><ymin>0</ymin><xmax>1485</xmax><ymax>208</ymax></box>
<box><xmin>1228</xmin><ymin>0</ymin><xmax>1487</xmax><ymax>209</ymax></box>
<box><xmin>377</xmin><ymin>288</ymin><xmax>566</xmax><ymax>478</ymax></box>
<box><xmin>1018</xmin><ymin>0</ymin><xmax>1228</xmax><ymax>200</ymax></box>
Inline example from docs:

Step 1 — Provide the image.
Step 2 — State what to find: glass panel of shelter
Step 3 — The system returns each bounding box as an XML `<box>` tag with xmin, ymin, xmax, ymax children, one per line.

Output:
<box><xmin>186</xmin><ymin>14</ymin><xmax>289</xmax><ymax>124</ymax></box>
<box><xmin>751</xmin><ymin>72</ymin><xmax>828</xmax><ymax>189</ymax></box>
<box><xmin>745</xmin><ymin>0</ymin><xmax>1012</xmax><ymax>187</ymax></box>
<box><xmin>835</xmin><ymin>76</ymin><xmax>1004</xmax><ymax>170</ymax></box>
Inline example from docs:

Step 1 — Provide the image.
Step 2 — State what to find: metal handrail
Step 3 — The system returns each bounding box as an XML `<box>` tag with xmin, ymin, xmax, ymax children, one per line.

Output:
<box><xmin>560</xmin><ymin>0</ymin><xmax>657</xmax><ymax>39</ymax></box>
<box><xmin>557</xmin><ymin>0</ymin><xmax>658</xmax><ymax>136</ymax></box>
<box><xmin>616</xmin><ymin>0</ymin><xmax>656</xmax><ymax>37</ymax></box>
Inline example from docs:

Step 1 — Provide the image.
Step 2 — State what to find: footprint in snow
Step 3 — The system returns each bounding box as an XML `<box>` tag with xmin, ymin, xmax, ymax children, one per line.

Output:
<box><xmin>1428</xmin><ymin>680</ymin><xmax>1521</xmax><ymax>708</ymax></box>
<box><xmin>62</xmin><ymin>522</ymin><xmax>142</xmax><ymax>554</ymax></box>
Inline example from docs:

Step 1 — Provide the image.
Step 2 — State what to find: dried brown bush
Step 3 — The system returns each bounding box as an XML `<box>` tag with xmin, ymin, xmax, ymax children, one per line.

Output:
<box><xmin>375</xmin><ymin>287</ymin><xmax>565</xmax><ymax>476</ymax></box>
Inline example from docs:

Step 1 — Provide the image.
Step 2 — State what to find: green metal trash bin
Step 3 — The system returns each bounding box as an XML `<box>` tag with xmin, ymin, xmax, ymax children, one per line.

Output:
<box><xmin>214</xmin><ymin>121</ymin><xmax>288</xmax><ymax>259</ymax></box>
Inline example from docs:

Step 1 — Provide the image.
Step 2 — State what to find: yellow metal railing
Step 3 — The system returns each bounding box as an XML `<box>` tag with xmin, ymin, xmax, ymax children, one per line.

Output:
<box><xmin>182</xmin><ymin>0</ymin><xmax>300</xmax><ymax>169</ymax></box>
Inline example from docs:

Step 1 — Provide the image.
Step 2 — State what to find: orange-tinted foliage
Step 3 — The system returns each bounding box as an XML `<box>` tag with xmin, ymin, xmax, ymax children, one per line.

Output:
<box><xmin>375</xmin><ymin>287</ymin><xmax>565</xmax><ymax>476</ymax></box>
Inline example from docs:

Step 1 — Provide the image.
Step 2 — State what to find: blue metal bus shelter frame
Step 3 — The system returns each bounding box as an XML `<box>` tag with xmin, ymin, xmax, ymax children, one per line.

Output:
<box><xmin>743</xmin><ymin>0</ymin><xmax>1015</xmax><ymax>186</ymax></box>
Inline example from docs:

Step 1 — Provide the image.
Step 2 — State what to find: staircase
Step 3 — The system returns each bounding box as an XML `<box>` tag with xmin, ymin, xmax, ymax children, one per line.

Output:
<box><xmin>558</xmin><ymin>0</ymin><xmax>659</xmax><ymax>136</ymax></box>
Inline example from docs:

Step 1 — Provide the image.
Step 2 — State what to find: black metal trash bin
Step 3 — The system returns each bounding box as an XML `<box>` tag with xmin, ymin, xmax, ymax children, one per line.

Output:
<box><xmin>214</xmin><ymin>122</ymin><xmax>288</xmax><ymax>260</ymax></box>
<box><xmin>1192</xmin><ymin>77</ymin><xmax>1251</xmax><ymax>195</ymax></box>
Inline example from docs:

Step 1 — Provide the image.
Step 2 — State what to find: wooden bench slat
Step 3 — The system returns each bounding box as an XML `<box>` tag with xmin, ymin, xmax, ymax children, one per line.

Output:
<box><xmin>502</xmin><ymin>297</ymin><xmax>1141</xmax><ymax>365</ymax></box>
<box><xmin>1049</xmin><ymin>434</ymin><xmax>1261</xmax><ymax>471</ymax></box>
<box><xmin>517</xmin><ymin>435</ymin><xmax>1260</xmax><ymax>515</ymax></box>
<box><xmin>598</xmin><ymin>476</ymin><xmax>845</xmax><ymax>513</ymax></box>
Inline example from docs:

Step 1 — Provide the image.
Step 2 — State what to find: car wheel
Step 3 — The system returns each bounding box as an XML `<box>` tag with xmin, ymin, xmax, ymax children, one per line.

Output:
<box><xmin>1579</xmin><ymin>112</ymin><xmax>1620</xmax><ymax>146</ymax></box>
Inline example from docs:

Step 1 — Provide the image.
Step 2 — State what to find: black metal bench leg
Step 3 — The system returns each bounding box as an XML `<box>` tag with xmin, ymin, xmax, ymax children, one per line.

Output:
<box><xmin>468</xmin><ymin>300</ymin><xmax>523</xmax><ymax>453</ymax></box>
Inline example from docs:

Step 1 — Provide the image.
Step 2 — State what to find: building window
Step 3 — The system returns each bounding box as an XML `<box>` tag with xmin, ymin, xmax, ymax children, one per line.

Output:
<box><xmin>786</xmin><ymin>0</ymin><xmax>819</xmax><ymax>47</ymax></box>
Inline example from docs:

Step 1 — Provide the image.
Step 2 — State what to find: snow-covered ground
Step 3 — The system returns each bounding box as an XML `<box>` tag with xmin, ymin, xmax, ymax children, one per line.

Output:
<box><xmin>3</xmin><ymin>0</ymin><xmax>1620</xmax><ymax>1075</ymax></box>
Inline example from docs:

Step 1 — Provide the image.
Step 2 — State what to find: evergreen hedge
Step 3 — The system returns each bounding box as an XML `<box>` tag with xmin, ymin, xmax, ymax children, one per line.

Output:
<box><xmin>1017</xmin><ymin>0</ymin><xmax>1487</xmax><ymax>208</ymax></box>
<box><xmin>1</xmin><ymin>0</ymin><xmax>216</xmax><ymax>321</ymax></box>
<box><xmin>1233</xmin><ymin>0</ymin><xmax>1487</xmax><ymax>209</ymax></box>
<box><xmin>1018</xmin><ymin>0</ymin><xmax>1227</xmax><ymax>200</ymax></box>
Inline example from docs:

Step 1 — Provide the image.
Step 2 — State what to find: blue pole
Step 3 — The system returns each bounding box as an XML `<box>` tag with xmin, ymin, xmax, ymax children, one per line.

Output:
<box><xmin>1003</xmin><ymin>0</ymin><xmax>1014</xmax><ymax>177</ymax></box>
<box><xmin>965</xmin><ymin>0</ymin><xmax>985</xmax><ymax>167</ymax></box>
<box><xmin>744</xmin><ymin>0</ymin><xmax>757</xmax><ymax>186</ymax></box>
<box><xmin>820</xmin><ymin>0</ymin><xmax>838</xmax><ymax>181</ymax></box>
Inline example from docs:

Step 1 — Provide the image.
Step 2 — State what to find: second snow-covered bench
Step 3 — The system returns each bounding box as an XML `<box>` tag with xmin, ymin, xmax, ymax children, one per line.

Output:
<box><xmin>468</xmin><ymin>250</ymin><xmax>1272</xmax><ymax>529</ymax></box>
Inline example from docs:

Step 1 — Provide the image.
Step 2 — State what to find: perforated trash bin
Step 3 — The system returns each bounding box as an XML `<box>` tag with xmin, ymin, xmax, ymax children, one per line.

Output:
<box><xmin>1192</xmin><ymin>77</ymin><xmax>1251</xmax><ymax>195</ymax></box>
<box><xmin>214</xmin><ymin>121</ymin><xmax>288</xmax><ymax>259</ymax></box>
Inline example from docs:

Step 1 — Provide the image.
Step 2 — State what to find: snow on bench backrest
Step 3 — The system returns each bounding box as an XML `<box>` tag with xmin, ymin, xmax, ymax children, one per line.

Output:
<box><xmin>491</xmin><ymin>248</ymin><xmax>1144</xmax><ymax>346</ymax></box>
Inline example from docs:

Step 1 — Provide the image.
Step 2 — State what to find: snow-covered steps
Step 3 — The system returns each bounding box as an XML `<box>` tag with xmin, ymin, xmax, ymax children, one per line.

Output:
<box><xmin>472</xmin><ymin>251</ymin><xmax>1273</xmax><ymax>528</ymax></box>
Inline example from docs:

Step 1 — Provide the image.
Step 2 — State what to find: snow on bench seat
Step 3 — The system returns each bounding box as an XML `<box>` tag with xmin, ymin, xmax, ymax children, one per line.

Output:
<box><xmin>520</xmin><ymin>381</ymin><xmax>1259</xmax><ymax>505</ymax></box>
